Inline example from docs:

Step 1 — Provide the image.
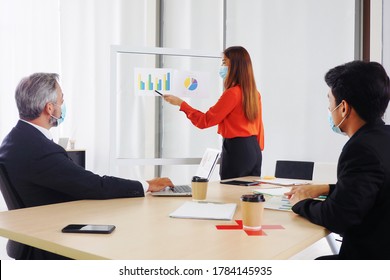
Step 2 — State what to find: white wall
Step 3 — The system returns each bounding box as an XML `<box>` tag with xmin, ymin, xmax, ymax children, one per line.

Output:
<box><xmin>223</xmin><ymin>0</ymin><xmax>354</xmax><ymax>175</ymax></box>
<box><xmin>383</xmin><ymin>0</ymin><xmax>390</xmax><ymax>124</ymax></box>
<box><xmin>0</xmin><ymin>0</ymin><xmax>61</xmax><ymax>145</ymax></box>
<box><xmin>384</xmin><ymin>0</ymin><xmax>390</xmax><ymax>71</ymax></box>
<box><xmin>158</xmin><ymin>0</ymin><xmax>355</xmax><ymax>178</ymax></box>
<box><xmin>58</xmin><ymin>0</ymin><xmax>159</xmax><ymax>176</ymax></box>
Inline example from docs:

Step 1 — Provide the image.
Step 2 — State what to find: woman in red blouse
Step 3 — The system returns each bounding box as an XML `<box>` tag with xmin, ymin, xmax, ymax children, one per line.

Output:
<box><xmin>164</xmin><ymin>46</ymin><xmax>264</xmax><ymax>180</ymax></box>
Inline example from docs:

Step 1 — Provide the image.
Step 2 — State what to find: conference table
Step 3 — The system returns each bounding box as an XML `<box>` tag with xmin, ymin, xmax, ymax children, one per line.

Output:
<box><xmin>0</xmin><ymin>177</ymin><xmax>329</xmax><ymax>260</ymax></box>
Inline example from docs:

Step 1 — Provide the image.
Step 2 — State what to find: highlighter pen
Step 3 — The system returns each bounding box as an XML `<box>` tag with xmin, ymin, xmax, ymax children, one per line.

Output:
<box><xmin>155</xmin><ymin>90</ymin><xmax>163</xmax><ymax>96</ymax></box>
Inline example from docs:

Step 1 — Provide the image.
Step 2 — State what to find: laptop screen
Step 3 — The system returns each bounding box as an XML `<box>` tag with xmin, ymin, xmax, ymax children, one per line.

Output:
<box><xmin>195</xmin><ymin>148</ymin><xmax>220</xmax><ymax>180</ymax></box>
<box><xmin>151</xmin><ymin>148</ymin><xmax>220</xmax><ymax>196</ymax></box>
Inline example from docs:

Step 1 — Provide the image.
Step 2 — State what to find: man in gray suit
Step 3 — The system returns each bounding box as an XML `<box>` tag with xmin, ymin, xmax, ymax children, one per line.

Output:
<box><xmin>0</xmin><ymin>73</ymin><xmax>173</xmax><ymax>259</ymax></box>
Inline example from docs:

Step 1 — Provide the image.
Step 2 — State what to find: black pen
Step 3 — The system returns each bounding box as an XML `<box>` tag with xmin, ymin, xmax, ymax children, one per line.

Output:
<box><xmin>155</xmin><ymin>90</ymin><xmax>163</xmax><ymax>96</ymax></box>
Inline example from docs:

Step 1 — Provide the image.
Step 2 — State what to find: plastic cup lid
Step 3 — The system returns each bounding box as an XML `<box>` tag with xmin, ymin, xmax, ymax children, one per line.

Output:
<box><xmin>192</xmin><ymin>176</ymin><xmax>208</xmax><ymax>182</ymax></box>
<box><xmin>241</xmin><ymin>193</ymin><xmax>265</xmax><ymax>202</ymax></box>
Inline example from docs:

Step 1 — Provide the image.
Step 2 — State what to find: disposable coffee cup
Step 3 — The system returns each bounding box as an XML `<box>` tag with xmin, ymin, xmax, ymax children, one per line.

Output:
<box><xmin>58</xmin><ymin>137</ymin><xmax>69</xmax><ymax>149</ymax></box>
<box><xmin>241</xmin><ymin>194</ymin><xmax>266</xmax><ymax>230</ymax></box>
<box><xmin>69</xmin><ymin>139</ymin><xmax>76</xmax><ymax>150</ymax></box>
<box><xmin>191</xmin><ymin>176</ymin><xmax>208</xmax><ymax>201</ymax></box>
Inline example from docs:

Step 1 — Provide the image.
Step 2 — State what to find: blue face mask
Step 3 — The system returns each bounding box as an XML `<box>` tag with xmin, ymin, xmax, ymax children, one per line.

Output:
<box><xmin>51</xmin><ymin>103</ymin><xmax>66</xmax><ymax>126</ymax></box>
<box><xmin>219</xmin><ymin>66</ymin><xmax>228</xmax><ymax>79</ymax></box>
<box><xmin>328</xmin><ymin>103</ymin><xmax>346</xmax><ymax>135</ymax></box>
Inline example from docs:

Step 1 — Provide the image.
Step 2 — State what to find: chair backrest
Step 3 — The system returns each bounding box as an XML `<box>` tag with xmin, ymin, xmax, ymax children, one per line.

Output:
<box><xmin>274</xmin><ymin>160</ymin><xmax>314</xmax><ymax>180</ymax></box>
<box><xmin>0</xmin><ymin>163</ymin><xmax>25</xmax><ymax>210</ymax></box>
<box><xmin>0</xmin><ymin>163</ymin><xmax>31</xmax><ymax>259</ymax></box>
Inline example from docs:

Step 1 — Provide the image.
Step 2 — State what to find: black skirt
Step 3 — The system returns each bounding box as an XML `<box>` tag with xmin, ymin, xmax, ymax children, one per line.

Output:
<box><xmin>219</xmin><ymin>135</ymin><xmax>262</xmax><ymax>180</ymax></box>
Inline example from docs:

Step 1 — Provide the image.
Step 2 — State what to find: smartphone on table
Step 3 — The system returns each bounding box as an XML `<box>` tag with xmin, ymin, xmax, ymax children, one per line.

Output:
<box><xmin>62</xmin><ymin>224</ymin><xmax>116</xmax><ymax>234</ymax></box>
<box><xmin>220</xmin><ymin>180</ymin><xmax>260</xmax><ymax>186</ymax></box>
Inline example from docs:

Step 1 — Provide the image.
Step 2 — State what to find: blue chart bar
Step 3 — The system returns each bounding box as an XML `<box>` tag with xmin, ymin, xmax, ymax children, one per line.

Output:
<box><xmin>147</xmin><ymin>75</ymin><xmax>153</xmax><ymax>90</ymax></box>
<box><xmin>165</xmin><ymin>73</ymin><xmax>170</xmax><ymax>91</ymax></box>
<box><xmin>137</xmin><ymin>71</ymin><xmax>171</xmax><ymax>91</ymax></box>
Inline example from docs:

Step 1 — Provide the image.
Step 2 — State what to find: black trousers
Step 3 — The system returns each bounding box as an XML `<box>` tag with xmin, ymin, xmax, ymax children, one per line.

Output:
<box><xmin>220</xmin><ymin>136</ymin><xmax>262</xmax><ymax>180</ymax></box>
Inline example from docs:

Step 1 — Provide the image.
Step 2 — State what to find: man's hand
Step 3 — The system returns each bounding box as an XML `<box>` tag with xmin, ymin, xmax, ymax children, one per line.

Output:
<box><xmin>284</xmin><ymin>184</ymin><xmax>330</xmax><ymax>206</ymax></box>
<box><xmin>146</xmin><ymin>177</ymin><xmax>174</xmax><ymax>192</ymax></box>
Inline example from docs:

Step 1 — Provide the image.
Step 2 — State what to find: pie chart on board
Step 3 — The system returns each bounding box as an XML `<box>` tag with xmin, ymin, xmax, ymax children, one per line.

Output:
<box><xmin>184</xmin><ymin>77</ymin><xmax>198</xmax><ymax>91</ymax></box>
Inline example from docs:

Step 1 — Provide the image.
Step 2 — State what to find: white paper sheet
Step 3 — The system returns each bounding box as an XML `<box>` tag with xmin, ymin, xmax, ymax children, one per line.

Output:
<box><xmin>253</xmin><ymin>187</ymin><xmax>292</xmax><ymax>211</ymax></box>
<box><xmin>253</xmin><ymin>187</ymin><xmax>292</xmax><ymax>196</ymax></box>
<box><xmin>169</xmin><ymin>201</ymin><xmax>237</xmax><ymax>220</ymax></box>
<box><xmin>255</xmin><ymin>178</ymin><xmax>310</xmax><ymax>186</ymax></box>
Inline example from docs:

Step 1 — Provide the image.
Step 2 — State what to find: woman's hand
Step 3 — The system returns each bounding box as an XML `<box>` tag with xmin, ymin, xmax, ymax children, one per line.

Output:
<box><xmin>163</xmin><ymin>94</ymin><xmax>184</xmax><ymax>106</ymax></box>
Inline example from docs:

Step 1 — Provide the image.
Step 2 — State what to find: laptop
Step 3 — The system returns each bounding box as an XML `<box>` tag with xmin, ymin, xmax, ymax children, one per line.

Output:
<box><xmin>151</xmin><ymin>148</ymin><xmax>220</xmax><ymax>197</ymax></box>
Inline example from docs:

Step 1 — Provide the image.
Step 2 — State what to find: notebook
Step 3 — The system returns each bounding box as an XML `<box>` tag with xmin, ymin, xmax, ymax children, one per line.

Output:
<box><xmin>253</xmin><ymin>187</ymin><xmax>293</xmax><ymax>211</ymax></box>
<box><xmin>169</xmin><ymin>201</ymin><xmax>237</xmax><ymax>220</ymax></box>
<box><xmin>151</xmin><ymin>148</ymin><xmax>220</xmax><ymax>197</ymax></box>
<box><xmin>255</xmin><ymin>178</ymin><xmax>311</xmax><ymax>186</ymax></box>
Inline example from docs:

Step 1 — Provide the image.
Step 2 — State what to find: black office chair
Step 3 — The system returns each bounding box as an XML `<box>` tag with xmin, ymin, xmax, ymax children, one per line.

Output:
<box><xmin>275</xmin><ymin>160</ymin><xmax>314</xmax><ymax>180</ymax></box>
<box><xmin>0</xmin><ymin>163</ymin><xmax>31</xmax><ymax>259</ymax></box>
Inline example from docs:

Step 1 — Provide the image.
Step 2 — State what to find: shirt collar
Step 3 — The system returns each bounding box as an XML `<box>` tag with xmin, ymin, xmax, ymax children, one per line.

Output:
<box><xmin>20</xmin><ymin>119</ymin><xmax>53</xmax><ymax>140</ymax></box>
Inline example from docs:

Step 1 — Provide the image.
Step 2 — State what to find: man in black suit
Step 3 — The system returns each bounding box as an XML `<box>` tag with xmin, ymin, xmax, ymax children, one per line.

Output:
<box><xmin>0</xmin><ymin>73</ymin><xmax>173</xmax><ymax>259</ymax></box>
<box><xmin>285</xmin><ymin>61</ymin><xmax>390</xmax><ymax>259</ymax></box>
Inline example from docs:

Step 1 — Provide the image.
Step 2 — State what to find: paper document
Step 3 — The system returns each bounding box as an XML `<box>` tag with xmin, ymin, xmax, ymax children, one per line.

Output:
<box><xmin>256</xmin><ymin>178</ymin><xmax>310</xmax><ymax>186</ymax></box>
<box><xmin>263</xmin><ymin>196</ymin><xmax>292</xmax><ymax>211</ymax></box>
<box><xmin>254</xmin><ymin>187</ymin><xmax>291</xmax><ymax>196</ymax></box>
<box><xmin>169</xmin><ymin>201</ymin><xmax>236</xmax><ymax>220</ymax></box>
<box><xmin>254</xmin><ymin>187</ymin><xmax>292</xmax><ymax>211</ymax></box>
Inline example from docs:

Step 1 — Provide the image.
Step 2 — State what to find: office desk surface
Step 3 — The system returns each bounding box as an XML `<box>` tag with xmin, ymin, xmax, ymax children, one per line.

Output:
<box><xmin>0</xmin><ymin>177</ymin><xmax>328</xmax><ymax>260</ymax></box>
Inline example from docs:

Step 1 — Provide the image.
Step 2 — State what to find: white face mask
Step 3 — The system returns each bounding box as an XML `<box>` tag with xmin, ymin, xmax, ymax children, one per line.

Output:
<box><xmin>50</xmin><ymin>103</ymin><xmax>66</xmax><ymax>127</ymax></box>
<box><xmin>328</xmin><ymin>103</ymin><xmax>347</xmax><ymax>136</ymax></box>
<box><xmin>219</xmin><ymin>66</ymin><xmax>228</xmax><ymax>79</ymax></box>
